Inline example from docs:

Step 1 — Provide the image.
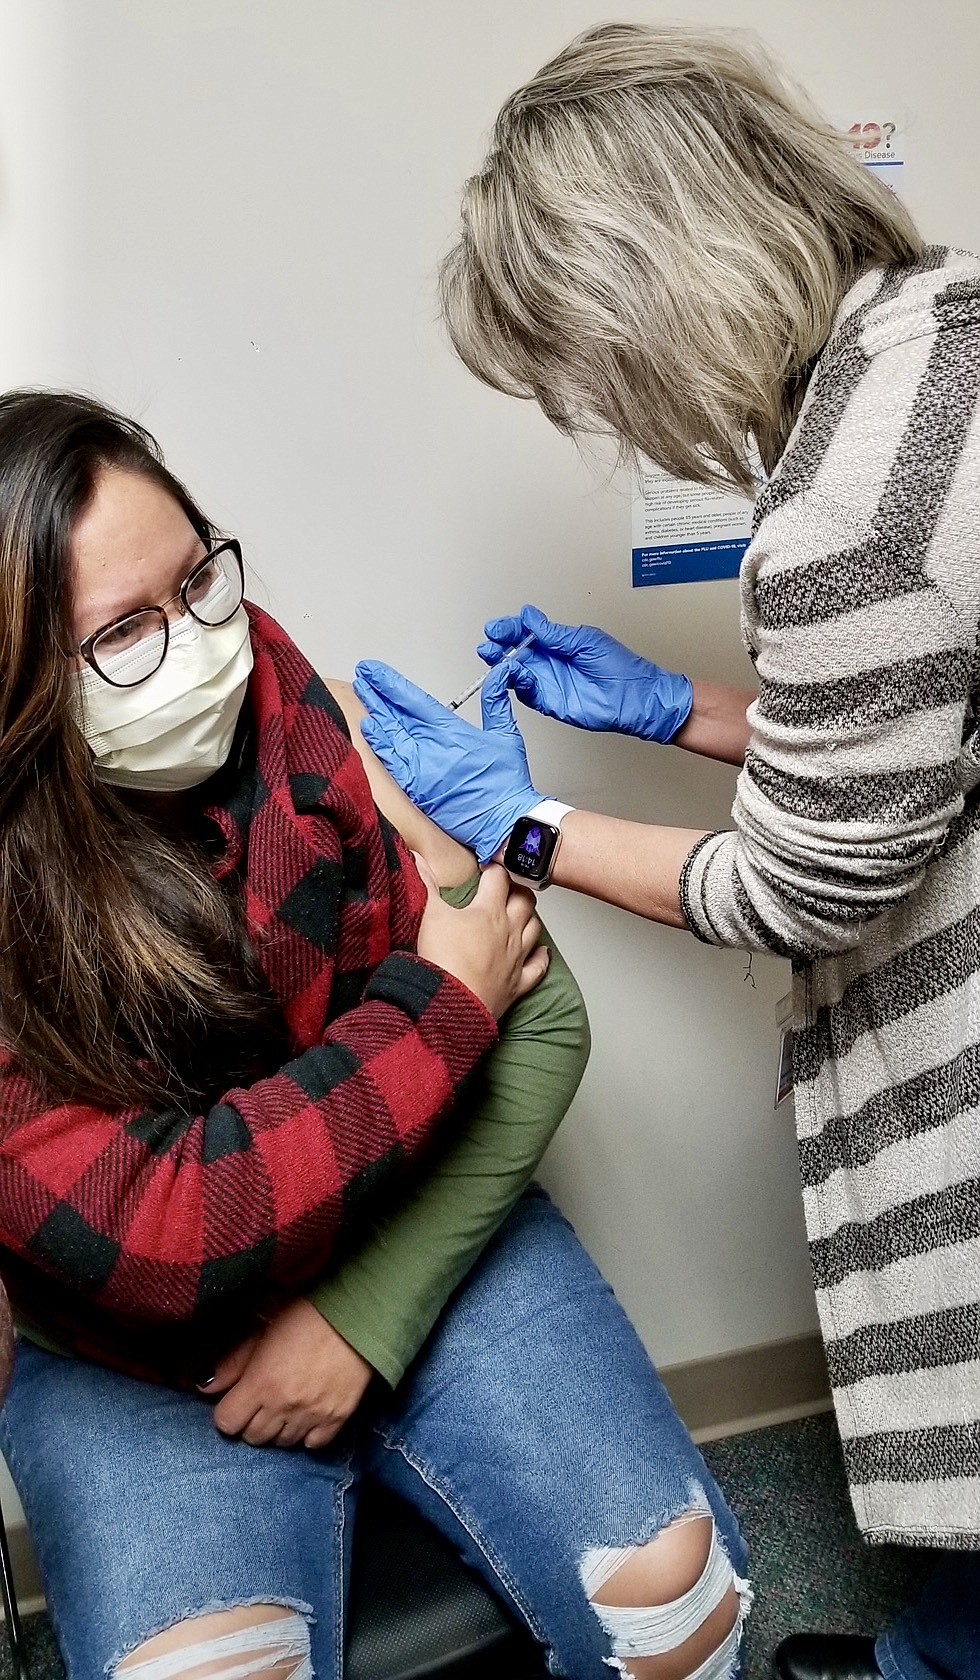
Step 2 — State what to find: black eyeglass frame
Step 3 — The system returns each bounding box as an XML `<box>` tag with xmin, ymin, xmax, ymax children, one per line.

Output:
<box><xmin>77</xmin><ymin>537</ymin><xmax>245</xmax><ymax>688</ymax></box>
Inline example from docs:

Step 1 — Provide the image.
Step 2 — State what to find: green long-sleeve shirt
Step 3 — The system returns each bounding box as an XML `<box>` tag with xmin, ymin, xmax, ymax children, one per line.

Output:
<box><xmin>306</xmin><ymin>876</ymin><xmax>590</xmax><ymax>1386</ymax></box>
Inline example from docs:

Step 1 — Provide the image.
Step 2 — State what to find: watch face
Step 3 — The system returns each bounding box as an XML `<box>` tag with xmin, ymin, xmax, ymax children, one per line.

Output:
<box><xmin>504</xmin><ymin>817</ymin><xmax>560</xmax><ymax>881</ymax></box>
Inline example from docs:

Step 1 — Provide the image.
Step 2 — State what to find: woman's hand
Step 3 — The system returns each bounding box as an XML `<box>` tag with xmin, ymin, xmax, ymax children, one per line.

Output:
<box><xmin>203</xmin><ymin>1299</ymin><xmax>374</xmax><ymax>1450</ymax></box>
<box><xmin>415</xmin><ymin>855</ymin><xmax>549</xmax><ymax>1018</ymax></box>
<box><xmin>353</xmin><ymin>660</ymin><xmax>543</xmax><ymax>864</ymax></box>
<box><xmin>480</xmin><ymin>604</ymin><xmax>694</xmax><ymax>743</ymax></box>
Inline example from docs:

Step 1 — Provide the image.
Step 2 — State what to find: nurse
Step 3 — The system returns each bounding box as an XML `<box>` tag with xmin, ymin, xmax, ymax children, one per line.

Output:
<box><xmin>355</xmin><ymin>22</ymin><xmax>980</xmax><ymax>1680</ymax></box>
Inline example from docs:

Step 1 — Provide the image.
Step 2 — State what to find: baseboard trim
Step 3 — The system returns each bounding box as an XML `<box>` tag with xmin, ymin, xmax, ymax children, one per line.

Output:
<box><xmin>662</xmin><ymin>1330</ymin><xmax>832</xmax><ymax>1443</ymax></box>
<box><xmin>6</xmin><ymin>1521</ymin><xmax>43</xmax><ymax>1617</ymax></box>
<box><xmin>1</xmin><ymin>1332</ymin><xmax>833</xmax><ymax>1619</ymax></box>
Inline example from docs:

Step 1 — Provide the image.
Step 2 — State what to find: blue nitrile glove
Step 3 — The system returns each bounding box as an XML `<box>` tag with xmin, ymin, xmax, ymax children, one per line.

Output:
<box><xmin>353</xmin><ymin>659</ymin><xmax>544</xmax><ymax>864</ymax></box>
<box><xmin>479</xmin><ymin>604</ymin><xmax>694</xmax><ymax>743</ymax></box>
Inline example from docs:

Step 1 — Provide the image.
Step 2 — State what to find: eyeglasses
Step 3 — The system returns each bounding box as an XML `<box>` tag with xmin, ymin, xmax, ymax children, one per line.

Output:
<box><xmin>78</xmin><ymin>538</ymin><xmax>245</xmax><ymax>688</ymax></box>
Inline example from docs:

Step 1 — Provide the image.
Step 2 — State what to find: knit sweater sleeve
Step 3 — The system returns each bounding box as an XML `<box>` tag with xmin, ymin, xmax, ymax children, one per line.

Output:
<box><xmin>0</xmin><ymin>954</ymin><xmax>496</xmax><ymax>1328</ymax></box>
<box><xmin>682</xmin><ymin>273</ymin><xmax>980</xmax><ymax>960</ymax></box>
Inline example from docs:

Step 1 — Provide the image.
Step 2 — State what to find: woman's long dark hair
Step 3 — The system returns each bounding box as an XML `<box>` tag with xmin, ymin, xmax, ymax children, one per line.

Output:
<box><xmin>0</xmin><ymin>390</ymin><xmax>285</xmax><ymax>1108</ymax></box>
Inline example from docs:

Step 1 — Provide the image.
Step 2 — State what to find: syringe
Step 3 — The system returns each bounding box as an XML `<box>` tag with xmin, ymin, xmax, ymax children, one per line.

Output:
<box><xmin>448</xmin><ymin>633</ymin><xmax>535</xmax><ymax>711</ymax></box>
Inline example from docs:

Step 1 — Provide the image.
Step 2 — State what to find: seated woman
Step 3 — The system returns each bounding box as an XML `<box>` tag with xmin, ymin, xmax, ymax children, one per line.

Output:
<box><xmin>0</xmin><ymin>391</ymin><xmax>750</xmax><ymax>1680</ymax></box>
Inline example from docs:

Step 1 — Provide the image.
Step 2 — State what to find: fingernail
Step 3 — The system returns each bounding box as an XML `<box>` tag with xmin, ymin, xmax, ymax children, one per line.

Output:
<box><xmin>196</xmin><ymin>1375</ymin><xmax>216</xmax><ymax>1390</ymax></box>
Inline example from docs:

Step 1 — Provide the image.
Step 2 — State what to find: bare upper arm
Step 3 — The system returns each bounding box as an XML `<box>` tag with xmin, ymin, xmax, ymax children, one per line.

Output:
<box><xmin>326</xmin><ymin>679</ymin><xmax>477</xmax><ymax>890</ymax></box>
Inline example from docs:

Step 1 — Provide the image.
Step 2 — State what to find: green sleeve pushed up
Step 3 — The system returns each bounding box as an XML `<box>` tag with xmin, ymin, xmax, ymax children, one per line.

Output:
<box><xmin>306</xmin><ymin>874</ymin><xmax>590</xmax><ymax>1387</ymax></box>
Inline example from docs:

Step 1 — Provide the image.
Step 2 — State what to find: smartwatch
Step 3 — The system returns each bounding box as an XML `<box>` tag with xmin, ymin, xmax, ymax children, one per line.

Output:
<box><xmin>503</xmin><ymin>800</ymin><xmax>575</xmax><ymax>889</ymax></box>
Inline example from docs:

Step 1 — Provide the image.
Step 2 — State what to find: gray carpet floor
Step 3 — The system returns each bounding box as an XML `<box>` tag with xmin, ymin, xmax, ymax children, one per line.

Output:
<box><xmin>3</xmin><ymin>1413</ymin><xmax>936</xmax><ymax>1679</ymax></box>
<box><xmin>703</xmin><ymin>1415</ymin><xmax>932</xmax><ymax>1678</ymax></box>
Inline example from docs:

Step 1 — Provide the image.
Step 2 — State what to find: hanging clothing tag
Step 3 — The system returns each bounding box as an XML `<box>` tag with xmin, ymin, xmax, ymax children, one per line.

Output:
<box><xmin>774</xmin><ymin>991</ymin><xmax>794</xmax><ymax>1109</ymax></box>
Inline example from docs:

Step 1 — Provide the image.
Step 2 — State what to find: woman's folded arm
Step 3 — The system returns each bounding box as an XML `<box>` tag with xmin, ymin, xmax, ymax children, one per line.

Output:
<box><xmin>306</xmin><ymin>876</ymin><xmax>590</xmax><ymax>1387</ymax></box>
<box><xmin>0</xmin><ymin>957</ymin><xmax>497</xmax><ymax>1328</ymax></box>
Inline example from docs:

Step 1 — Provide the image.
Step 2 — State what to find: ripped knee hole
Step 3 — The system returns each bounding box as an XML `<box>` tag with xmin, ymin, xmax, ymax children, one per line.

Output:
<box><xmin>581</xmin><ymin>1514</ymin><xmax>748</xmax><ymax>1678</ymax></box>
<box><xmin>114</xmin><ymin>1606</ymin><xmax>312</xmax><ymax>1680</ymax></box>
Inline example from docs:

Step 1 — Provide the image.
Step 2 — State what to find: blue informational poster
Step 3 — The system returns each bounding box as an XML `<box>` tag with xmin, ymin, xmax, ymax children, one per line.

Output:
<box><xmin>631</xmin><ymin>459</ymin><xmax>754</xmax><ymax>588</ymax></box>
<box><xmin>632</xmin><ymin>537</ymin><xmax>750</xmax><ymax>588</ymax></box>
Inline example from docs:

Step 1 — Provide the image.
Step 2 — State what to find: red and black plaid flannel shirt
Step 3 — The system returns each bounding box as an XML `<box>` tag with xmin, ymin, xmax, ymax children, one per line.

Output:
<box><xmin>0</xmin><ymin>606</ymin><xmax>497</xmax><ymax>1384</ymax></box>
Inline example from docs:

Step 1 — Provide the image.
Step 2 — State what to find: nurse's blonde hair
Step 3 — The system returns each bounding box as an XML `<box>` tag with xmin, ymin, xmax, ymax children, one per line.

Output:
<box><xmin>440</xmin><ymin>22</ymin><xmax>923</xmax><ymax>493</ymax></box>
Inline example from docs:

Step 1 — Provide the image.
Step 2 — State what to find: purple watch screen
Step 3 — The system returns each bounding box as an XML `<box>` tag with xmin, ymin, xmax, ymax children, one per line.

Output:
<box><xmin>505</xmin><ymin>817</ymin><xmax>559</xmax><ymax>879</ymax></box>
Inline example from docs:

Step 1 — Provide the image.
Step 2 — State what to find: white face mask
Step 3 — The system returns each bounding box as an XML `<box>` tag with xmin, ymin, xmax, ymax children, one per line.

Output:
<box><xmin>73</xmin><ymin>606</ymin><xmax>254</xmax><ymax>792</ymax></box>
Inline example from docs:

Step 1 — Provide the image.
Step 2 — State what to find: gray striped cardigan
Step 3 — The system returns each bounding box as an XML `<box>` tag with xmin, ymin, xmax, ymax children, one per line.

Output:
<box><xmin>680</xmin><ymin>246</ymin><xmax>980</xmax><ymax>1548</ymax></box>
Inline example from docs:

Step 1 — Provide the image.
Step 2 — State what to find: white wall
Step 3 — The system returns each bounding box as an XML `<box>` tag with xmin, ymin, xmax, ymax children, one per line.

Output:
<box><xmin>0</xmin><ymin>2</ymin><xmax>978</xmax><ymax>1500</ymax></box>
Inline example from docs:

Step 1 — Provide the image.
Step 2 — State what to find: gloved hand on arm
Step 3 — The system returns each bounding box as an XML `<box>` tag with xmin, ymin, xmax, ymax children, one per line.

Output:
<box><xmin>479</xmin><ymin>604</ymin><xmax>694</xmax><ymax>744</ymax></box>
<box><xmin>353</xmin><ymin>660</ymin><xmax>544</xmax><ymax>865</ymax></box>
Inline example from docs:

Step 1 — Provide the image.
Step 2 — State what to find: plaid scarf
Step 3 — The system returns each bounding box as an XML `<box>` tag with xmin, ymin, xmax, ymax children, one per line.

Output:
<box><xmin>0</xmin><ymin>605</ymin><xmax>496</xmax><ymax>1385</ymax></box>
<box><xmin>219</xmin><ymin>604</ymin><xmax>429</xmax><ymax>1038</ymax></box>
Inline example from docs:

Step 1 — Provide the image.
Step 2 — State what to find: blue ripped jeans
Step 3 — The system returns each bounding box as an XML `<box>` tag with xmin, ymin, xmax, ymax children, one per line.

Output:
<box><xmin>0</xmin><ymin>1189</ymin><xmax>749</xmax><ymax>1680</ymax></box>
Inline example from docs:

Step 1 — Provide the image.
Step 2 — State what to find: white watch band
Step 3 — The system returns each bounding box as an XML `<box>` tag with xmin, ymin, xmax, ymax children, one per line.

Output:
<box><xmin>525</xmin><ymin>799</ymin><xmax>575</xmax><ymax>827</ymax></box>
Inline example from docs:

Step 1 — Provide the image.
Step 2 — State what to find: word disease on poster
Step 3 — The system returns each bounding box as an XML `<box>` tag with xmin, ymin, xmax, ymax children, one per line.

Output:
<box><xmin>847</xmin><ymin>115</ymin><xmax>905</xmax><ymax>187</ymax></box>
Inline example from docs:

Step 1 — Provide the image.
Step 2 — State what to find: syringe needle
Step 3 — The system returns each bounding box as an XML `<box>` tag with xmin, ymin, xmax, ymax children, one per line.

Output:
<box><xmin>448</xmin><ymin>671</ymin><xmax>492</xmax><ymax>712</ymax></box>
<box><xmin>448</xmin><ymin>633</ymin><xmax>534</xmax><ymax>711</ymax></box>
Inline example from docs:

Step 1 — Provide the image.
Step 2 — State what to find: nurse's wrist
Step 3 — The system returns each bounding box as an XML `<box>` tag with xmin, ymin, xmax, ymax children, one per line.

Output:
<box><xmin>671</xmin><ymin>678</ymin><xmax>755</xmax><ymax>766</ymax></box>
<box><xmin>546</xmin><ymin>808</ymin><xmax>697</xmax><ymax>927</ymax></box>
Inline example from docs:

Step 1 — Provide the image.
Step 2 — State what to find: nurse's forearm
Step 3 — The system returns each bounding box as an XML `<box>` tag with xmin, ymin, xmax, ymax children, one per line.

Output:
<box><xmin>672</xmin><ymin>680</ymin><xmax>755</xmax><ymax>765</ymax></box>
<box><xmin>551</xmin><ymin>810</ymin><xmax>706</xmax><ymax>927</ymax></box>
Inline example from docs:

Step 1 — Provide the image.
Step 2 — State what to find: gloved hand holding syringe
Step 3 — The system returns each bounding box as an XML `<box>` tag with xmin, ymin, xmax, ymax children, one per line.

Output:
<box><xmin>355</xmin><ymin>604</ymin><xmax>693</xmax><ymax>862</ymax></box>
<box><xmin>355</xmin><ymin>629</ymin><xmax>544</xmax><ymax>863</ymax></box>
<box><xmin>447</xmin><ymin>633</ymin><xmax>535</xmax><ymax>710</ymax></box>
